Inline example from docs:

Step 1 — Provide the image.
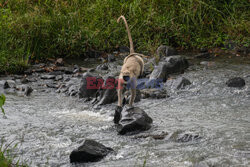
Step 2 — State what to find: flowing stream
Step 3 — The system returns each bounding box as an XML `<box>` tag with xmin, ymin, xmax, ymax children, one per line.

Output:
<box><xmin>1</xmin><ymin>55</ymin><xmax>250</xmax><ymax>167</ymax></box>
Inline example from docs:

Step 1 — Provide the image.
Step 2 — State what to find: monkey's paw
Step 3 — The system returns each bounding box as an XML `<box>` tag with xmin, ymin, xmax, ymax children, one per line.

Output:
<box><xmin>114</xmin><ymin>106</ymin><xmax>122</xmax><ymax>124</ymax></box>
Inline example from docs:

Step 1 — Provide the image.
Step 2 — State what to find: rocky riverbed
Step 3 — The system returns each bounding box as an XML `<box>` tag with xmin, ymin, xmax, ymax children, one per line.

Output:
<box><xmin>0</xmin><ymin>47</ymin><xmax>250</xmax><ymax>166</ymax></box>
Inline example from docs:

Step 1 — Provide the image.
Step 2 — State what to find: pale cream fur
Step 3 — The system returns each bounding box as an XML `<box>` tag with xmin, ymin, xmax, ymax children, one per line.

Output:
<box><xmin>117</xmin><ymin>15</ymin><xmax>145</xmax><ymax>107</ymax></box>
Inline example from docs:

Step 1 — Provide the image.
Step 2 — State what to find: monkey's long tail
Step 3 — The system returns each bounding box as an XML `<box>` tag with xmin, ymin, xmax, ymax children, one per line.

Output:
<box><xmin>117</xmin><ymin>15</ymin><xmax>134</xmax><ymax>54</ymax></box>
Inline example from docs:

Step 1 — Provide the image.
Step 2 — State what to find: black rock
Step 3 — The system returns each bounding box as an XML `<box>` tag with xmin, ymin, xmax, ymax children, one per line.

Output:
<box><xmin>171</xmin><ymin>77</ymin><xmax>191</xmax><ymax>89</ymax></box>
<box><xmin>226</xmin><ymin>77</ymin><xmax>245</xmax><ymax>88</ymax></box>
<box><xmin>93</xmin><ymin>76</ymin><xmax>118</xmax><ymax>105</ymax></box>
<box><xmin>149</xmin><ymin>63</ymin><xmax>169</xmax><ymax>82</ymax></box>
<box><xmin>117</xmin><ymin>107</ymin><xmax>153</xmax><ymax>135</ymax></box>
<box><xmin>40</xmin><ymin>75</ymin><xmax>56</xmax><ymax>80</ymax></box>
<box><xmin>156</xmin><ymin>45</ymin><xmax>177</xmax><ymax>59</ymax></box>
<box><xmin>24</xmin><ymin>86</ymin><xmax>33</xmax><ymax>96</ymax></box>
<box><xmin>164</xmin><ymin>55</ymin><xmax>189</xmax><ymax>74</ymax></box>
<box><xmin>149</xmin><ymin>55</ymin><xmax>189</xmax><ymax>82</ymax></box>
<box><xmin>78</xmin><ymin>73</ymin><xmax>102</xmax><ymax>98</ymax></box>
<box><xmin>70</xmin><ymin>139</ymin><xmax>113</xmax><ymax>163</ymax></box>
<box><xmin>4</xmin><ymin>80</ymin><xmax>16</xmax><ymax>89</ymax></box>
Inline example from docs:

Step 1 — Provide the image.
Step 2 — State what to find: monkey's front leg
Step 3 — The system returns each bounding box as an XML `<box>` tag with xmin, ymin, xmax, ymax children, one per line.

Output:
<box><xmin>114</xmin><ymin>80</ymin><xmax>123</xmax><ymax>124</ymax></box>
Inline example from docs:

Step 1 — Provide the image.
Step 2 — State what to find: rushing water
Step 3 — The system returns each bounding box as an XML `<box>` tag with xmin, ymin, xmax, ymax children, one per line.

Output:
<box><xmin>1</xmin><ymin>56</ymin><xmax>250</xmax><ymax>167</ymax></box>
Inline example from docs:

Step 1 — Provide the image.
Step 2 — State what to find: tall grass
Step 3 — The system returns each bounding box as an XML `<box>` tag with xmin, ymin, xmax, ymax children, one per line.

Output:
<box><xmin>0</xmin><ymin>0</ymin><xmax>249</xmax><ymax>73</ymax></box>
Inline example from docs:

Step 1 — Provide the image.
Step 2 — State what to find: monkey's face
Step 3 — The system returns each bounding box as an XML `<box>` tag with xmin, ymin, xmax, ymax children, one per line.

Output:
<box><xmin>122</xmin><ymin>70</ymin><xmax>131</xmax><ymax>83</ymax></box>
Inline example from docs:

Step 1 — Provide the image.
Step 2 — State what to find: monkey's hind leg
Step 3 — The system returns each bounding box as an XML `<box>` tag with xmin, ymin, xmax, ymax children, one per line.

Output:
<box><xmin>128</xmin><ymin>77</ymin><xmax>137</xmax><ymax>108</ymax></box>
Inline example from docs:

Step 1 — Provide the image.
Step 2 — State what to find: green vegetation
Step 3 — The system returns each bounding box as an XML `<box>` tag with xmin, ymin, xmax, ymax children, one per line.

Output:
<box><xmin>0</xmin><ymin>0</ymin><xmax>249</xmax><ymax>73</ymax></box>
<box><xmin>0</xmin><ymin>94</ymin><xmax>6</xmax><ymax>115</ymax></box>
<box><xmin>0</xmin><ymin>140</ymin><xmax>28</xmax><ymax>167</ymax></box>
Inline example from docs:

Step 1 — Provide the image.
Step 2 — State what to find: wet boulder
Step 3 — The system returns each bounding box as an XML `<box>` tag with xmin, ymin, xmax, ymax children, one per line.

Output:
<box><xmin>24</xmin><ymin>86</ymin><xmax>33</xmax><ymax>96</ymax></box>
<box><xmin>117</xmin><ymin>107</ymin><xmax>153</xmax><ymax>135</ymax></box>
<box><xmin>164</xmin><ymin>55</ymin><xmax>189</xmax><ymax>74</ymax></box>
<box><xmin>226</xmin><ymin>77</ymin><xmax>245</xmax><ymax>88</ymax></box>
<box><xmin>93</xmin><ymin>76</ymin><xmax>118</xmax><ymax>105</ymax></box>
<box><xmin>78</xmin><ymin>73</ymin><xmax>102</xmax><ymax>98</ymax></box>
<box><xmin>141</xmin><ymin>89</ymin><xmax>167</xmax><ymax>99</ymax></box>
<box><xmin>4</xmin><ymin>80</ymin><xmax>16</xmax><ymax>89</ymax></box>
<box><xmin>70</xmin><ymin>139</ymin><xmax>113</xmax><ymax>163</ymax></box>
<box><xmin>149</xmin><ymin>55</ymin><xmax>189</xmax><ymax>83</ymax></box>
<box><xmin>0</xmin><ymin>80</ymin><xmax>11</xmax><ymax>89</ymax></box>
<box><xmin>149</xmin><ymin>63</ymin><xmax>169</xmax><ymax>82</ymax></box>
<box><xmin>15</xmin><ymin>85</ymin><xmax>33</xmax><ymax>96</ymax></box>
<box><xmin>156</xmin><ymin>45</ymin><xmax>177</xmax><ymax>59</ymax></box>
<box><xmin>143</xmin><ymin>58</ymin><xmax>156</xmax><ymax>77</ymax></box>
<box><xmin>166</xmin><ymin>77</ymin><xmax>191</xmax><ymax>90</ymax></box>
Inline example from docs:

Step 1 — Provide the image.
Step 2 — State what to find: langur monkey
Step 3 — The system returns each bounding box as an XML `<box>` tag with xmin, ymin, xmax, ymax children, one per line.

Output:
<box><xmin>114</xmin><ymin>15</ymin><xmax>145</xmax><ymax>124</ymax></box>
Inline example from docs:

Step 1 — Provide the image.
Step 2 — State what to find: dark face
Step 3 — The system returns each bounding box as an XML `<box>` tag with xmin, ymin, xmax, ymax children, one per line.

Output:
<box><xmin>123</xmin><ymin>76</ymin><xmax>130</xmax><ymax>82</ymax></box>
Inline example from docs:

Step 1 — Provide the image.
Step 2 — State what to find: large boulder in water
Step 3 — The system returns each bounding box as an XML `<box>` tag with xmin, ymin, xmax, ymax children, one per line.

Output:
<box><xmin>78</xmin><ymin>73</ymin><xmax>102</xmax><ymax>98</ymax></box>
<box><xmin>92</xmin><ymin>76</ymin><xmax>118</xmax><ymax>105</ymax></box>
<box><xmin>148</xmin><ymin>55</ymin><xmax>189</xmax><ymax>83</ymax></box>
<box><xmin>164</xmin><ymin>55</ymin><xmax>189</xmax><ymax>74</ymax></box>
<box><xmin>70</xmin><ymin>139</ymin><xmax>113</xmax><ymax>163</ymax></box>
<box><xmin>149</xmin><ymin>63</ymin><xmax>169</xmax><ymax>82</ymax></box>
<box><xmin>117</xmin><ymin>107</ymin><xmax>153</xmax><ymax>135</ymax></box>
<box><xmin>226</xmin><ymin>77</ymin><xmax>245</xmax><ymax>88</ymax></box>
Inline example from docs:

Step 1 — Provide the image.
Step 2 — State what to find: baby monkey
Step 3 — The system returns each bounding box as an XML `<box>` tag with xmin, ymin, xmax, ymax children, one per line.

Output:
<box><xmin>114</xmin><ymin>15</ymin><xmax>145</xmax><ymax>124</ymax></box>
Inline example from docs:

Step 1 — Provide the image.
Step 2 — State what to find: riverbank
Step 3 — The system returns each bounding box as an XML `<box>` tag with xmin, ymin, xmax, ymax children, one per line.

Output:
<box><xmin>0</xmin><ymin>51</ymin><xmax>249</xmax><ymax>166</ymax></box>
<box><xmin>0</xmin><ymin>0</ymin><xmax>249</xmax><ymax>74</ymax></box>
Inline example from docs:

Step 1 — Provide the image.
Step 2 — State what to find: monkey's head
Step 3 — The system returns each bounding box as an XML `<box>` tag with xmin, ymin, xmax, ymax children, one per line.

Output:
<box><xmin>122</xmin><ymin>70</ymin><xmax>131</xmax><ymax>83</ymax></box>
